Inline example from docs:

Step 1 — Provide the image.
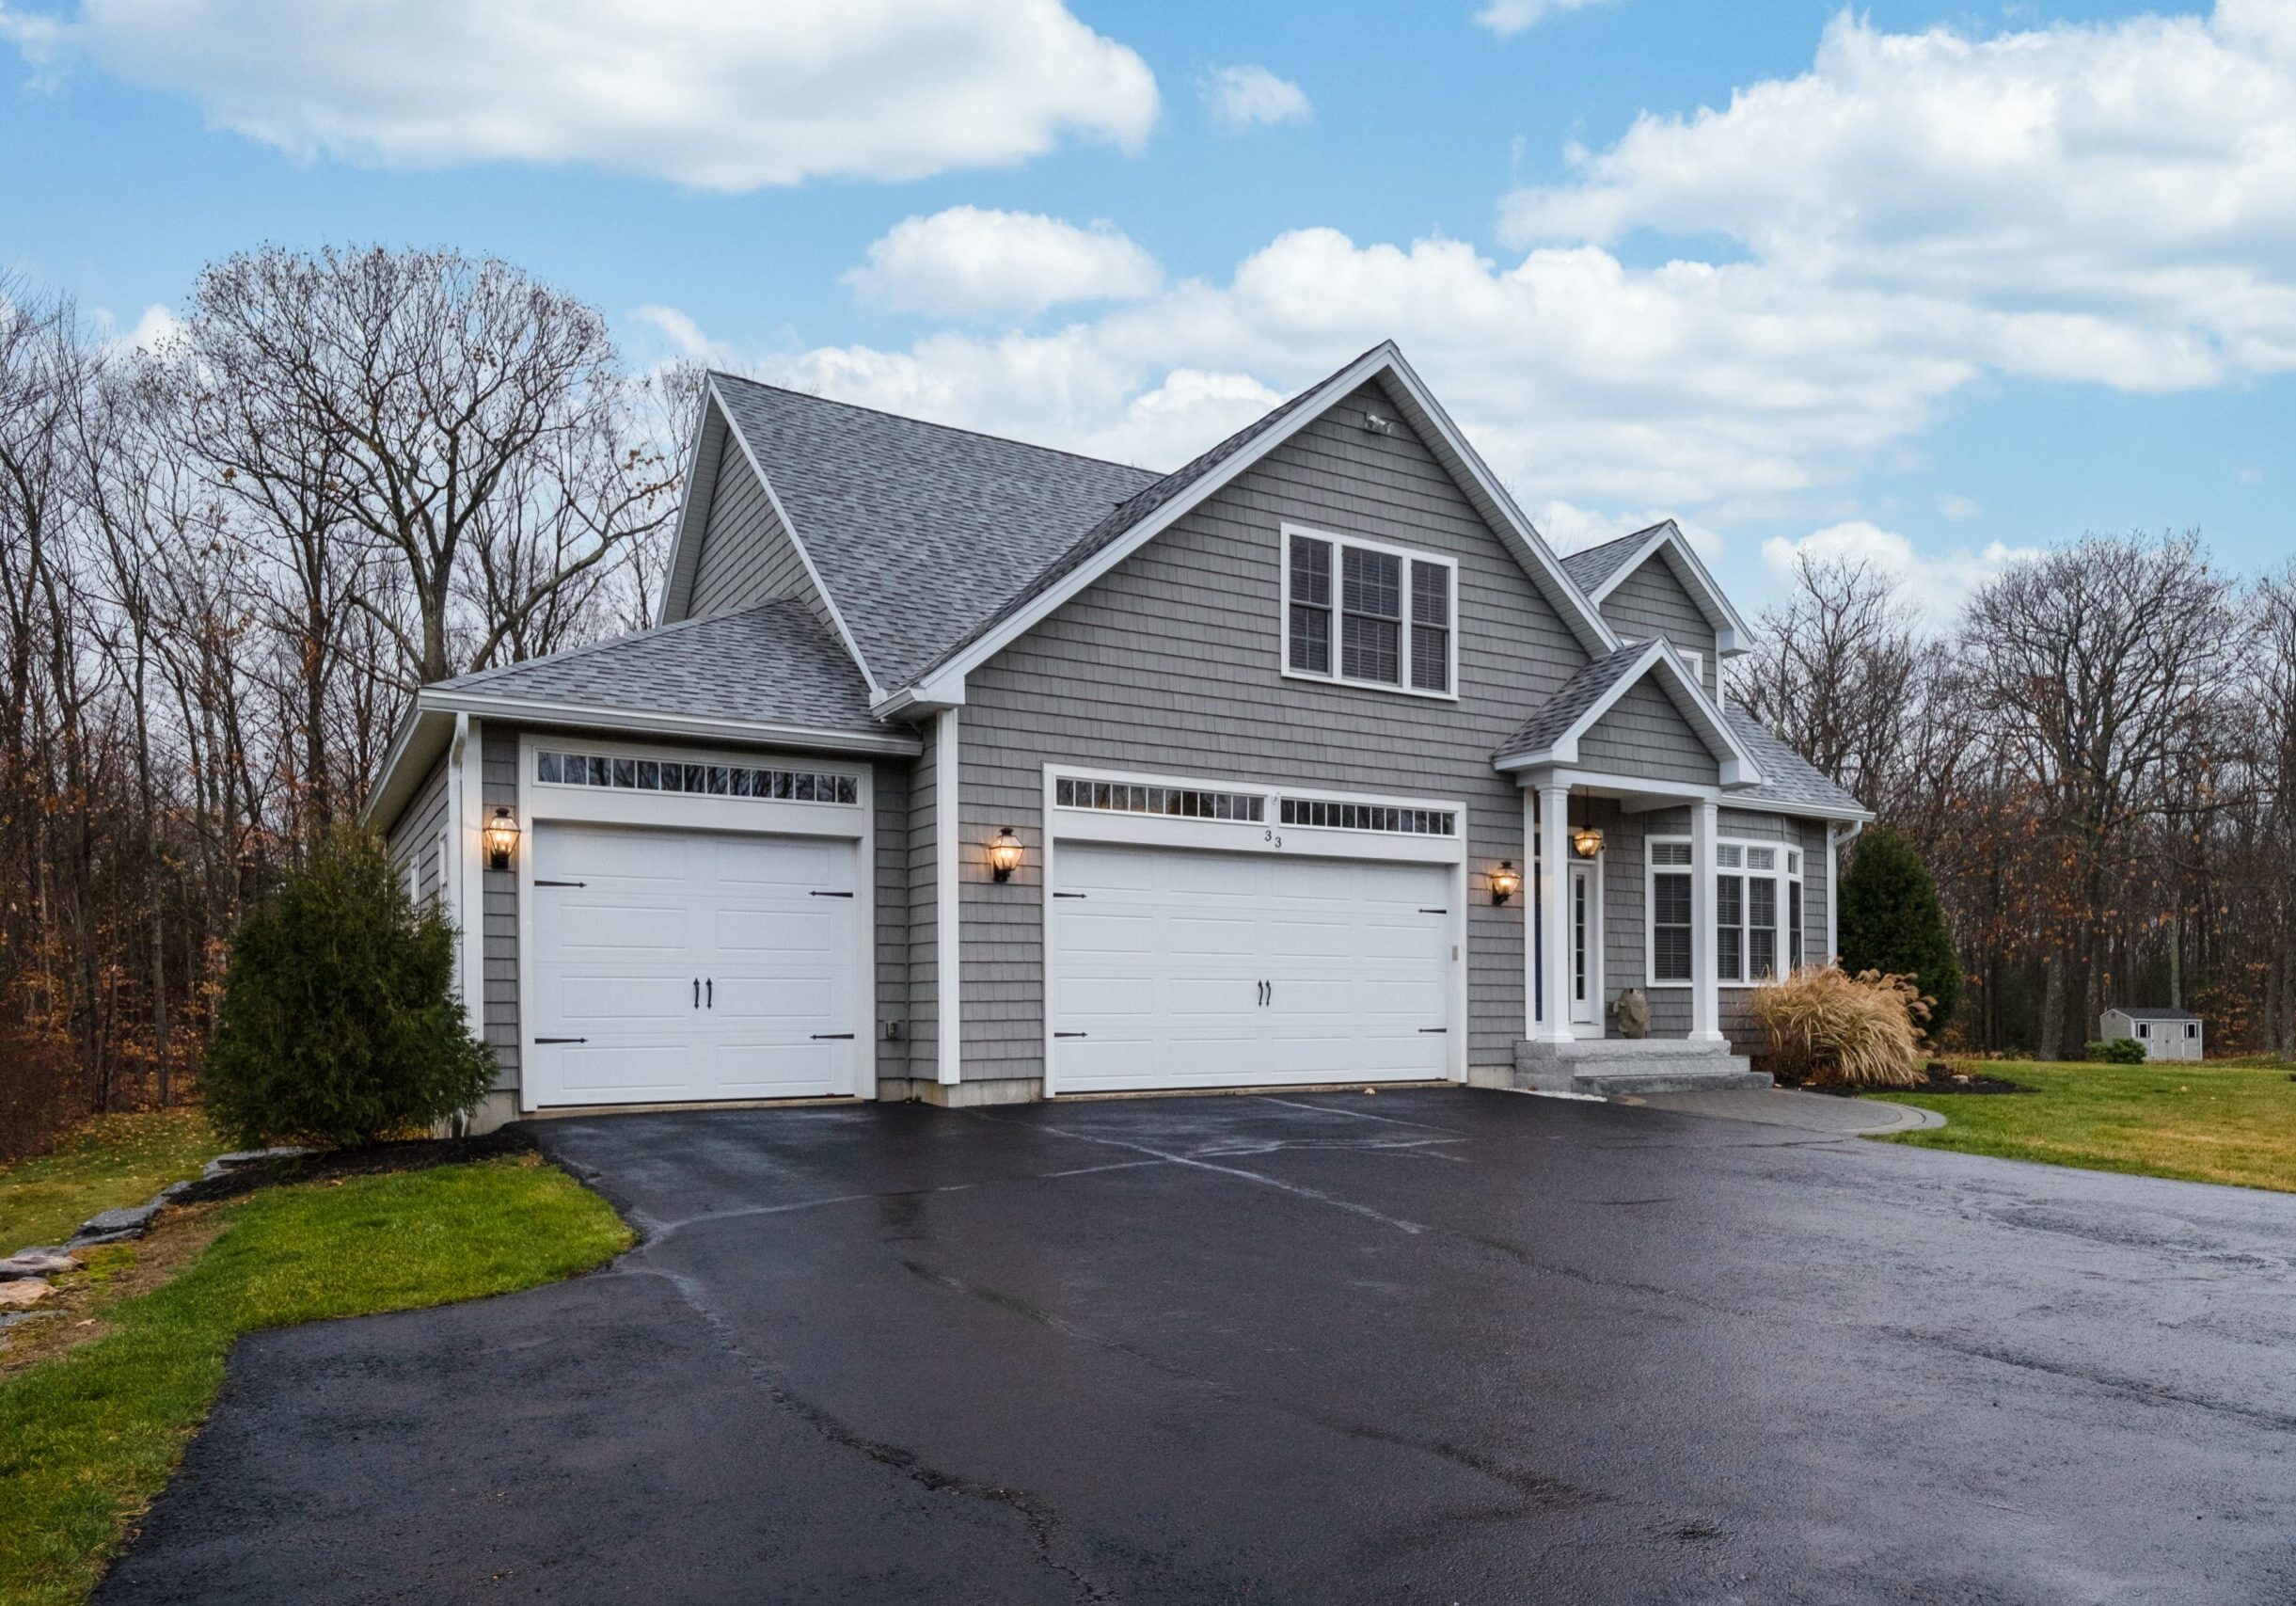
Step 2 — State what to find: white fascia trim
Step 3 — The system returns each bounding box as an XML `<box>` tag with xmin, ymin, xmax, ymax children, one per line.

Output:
<box><xmin>419</xmin><ymin>690</ymin><xmax>923</xmax><ymax>758</ymax></box>
<box><xmin>1583</xmin><ymin>520</ymin><xmax>1755</xmax><ymax>657</ymax></box>
<box><xmin>362</xmin><ymin>704</ymin><xmax>456</xmax><ymax>835</ymax></box>
<box><xmin>1493</xmin><ymin>641</ymin><xmax>1764</xmax><ymax>785</ymax></box>
<box><xmin>895</xmin><ymin>342</ymin><xmax>1621</xmax><ymax>700</ymax></box>
<box><xmin>654</xmin><ymin>387</ymin><xmax>720</xmax><ymax>628</ymax></box>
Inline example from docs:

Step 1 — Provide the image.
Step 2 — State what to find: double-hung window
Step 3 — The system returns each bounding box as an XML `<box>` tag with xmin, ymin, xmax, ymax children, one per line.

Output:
<box><xmin>1648</xmin><ymin>841</ymin><xmax>1694</xmax><ymax>984</ymax></box>
<box><xmin>1284</xmin><ymin>526</ymin><xmax>1455</xmax><ymax>697</ymax></box>
<box><xmin>1716</xmin><ymin>839</ymin><xmax>1800</xmax><ymax>985</ymax></box>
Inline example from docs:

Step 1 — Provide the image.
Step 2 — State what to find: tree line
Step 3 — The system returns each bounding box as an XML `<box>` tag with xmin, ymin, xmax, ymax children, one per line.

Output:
<box><xmin>3</xmin><ymin>243</ymin><xmax>2286</xmax><ymax>1144</ymax></box>
<box><xmin>0</xmin><ymin>246</ymin><xmax>691</xmax><ymax>1142</ymax></box>
<box><xmin>1742</xmin><ymin>536</ymin><xmax>2296</xmax><ymax>1059</ymax></box>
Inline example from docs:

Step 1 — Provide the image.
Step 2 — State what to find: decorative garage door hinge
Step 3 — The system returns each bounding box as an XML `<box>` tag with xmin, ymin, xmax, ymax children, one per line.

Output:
<box><xmin>1052</xmin><ymin>891</ymin><xmax>1087</xmax><ymax>898</ymax></box>
<box><xmin>811</xmin><ymin>1033</ymin><xmax>856</xmax><ymax>1041</ymax></box>
<box><xmin>533</xmin><ymin>1036</ymin><xmax>588</xmax><ymax>1044</ymax></box>
<box><xmin>1053</xmin><ymin>1031</ymin><xmax>1088</xmax><ymax>1039</ymax></box>
<box><xmin>1417</xmin><ymin>1027</ymin><xmax>1449</xmax><ymax>1034</ymax></box>
<box><xmin>534</xmin><ymin>879</ymin><xmax>586</xmax><ymax>887</ymax></box>
<box><xmin>809</xmin><ymin>890</ymin><xmax>854</xmax><ymax>898</ymax></box>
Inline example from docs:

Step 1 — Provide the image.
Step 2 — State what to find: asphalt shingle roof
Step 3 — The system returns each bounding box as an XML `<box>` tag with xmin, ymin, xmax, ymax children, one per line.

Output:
<box><xmin>1721</xmin><ymin>708</ymin><xmax>1867</xmax><ymax>815</ymax></box>
<box><xmin>437</xmin><ymin>599</ymin><xmax>884</xmax><ymax>738</ymax></box>
<box><xmin>1557</xmin><ymin>523</ymin><xmax>1668</xmax><ymax>596</ymax></box>
<box><xmin>711</xmin><ymin>375</ymin><xmax>1159</xmax><ymax>690</ymax></box>
<box><xmin>2109</xmin><ymin>1007</ymin><xmax>2202</xmax><ymax>1021</ymax></box>
<box><xmin>1493</xmin><ymin>645</ymin><xmax>1652</xmax><ymax>762</ymax></box>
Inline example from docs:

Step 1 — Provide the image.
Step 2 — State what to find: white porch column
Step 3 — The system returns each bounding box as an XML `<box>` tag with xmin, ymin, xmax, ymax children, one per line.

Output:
<box><xmin>1535</xmin><ymin>783</ymin><xmax>1575</xmax><ymax>1043</ymax></box>
<box><xmin>1690</xmin><ymin>799</ymin><xmax>1724</xmax><ymax>1043</ymax></box>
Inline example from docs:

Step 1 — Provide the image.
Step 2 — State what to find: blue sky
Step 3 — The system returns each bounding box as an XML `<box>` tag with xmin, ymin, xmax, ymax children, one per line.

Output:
<box><xmin>4</xmin><ymin>0</ymin><xmax>2290</xmax><ymax>620</ymax></box>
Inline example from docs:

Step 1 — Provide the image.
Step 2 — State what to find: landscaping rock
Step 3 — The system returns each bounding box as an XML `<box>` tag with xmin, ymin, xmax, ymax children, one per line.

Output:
<box><xmin>72</xmin><ymin>1203</ymin><xmax>160</xmax><ymax>1241</ymax></box>
<box><xmin>69</xmin><ymin>1229</ymin><xmax>142</xmax><ymax>1248</ymax></box>
<box><xmin>152</xmin><ymin>1180</ymin><xmax>197</xmax><ymax>1205</ymax></box>
<box><xmin>0</xmin><ymin>1251</ymin><xmax>78</xmax><ymax>1280</ymax></box>
<box><xmin>199</xmin><ymin>1146</ymin><xmax>306</xmax><ymax>1182</ymax></box>
<box><xmin>0</xmin><ymin>1279</ymin><xmax>54</xmax><ymax>1308</ymax></box>
<box><xmin>0</xmin><ymin>1310</ymin><xmax>42</xmax><ymax>1334</ymax></box>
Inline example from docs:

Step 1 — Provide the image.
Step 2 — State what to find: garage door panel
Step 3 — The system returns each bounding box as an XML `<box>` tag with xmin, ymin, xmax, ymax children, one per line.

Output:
<box><xmin>530</xmin><ymin>821</ymin><xmax>861</xmax><ymax>1107</ymax></box>
<box><xmin>1052</xmin><ymin>841</ymin><xmax>1453</xmax><ymax>1092</ymax></box>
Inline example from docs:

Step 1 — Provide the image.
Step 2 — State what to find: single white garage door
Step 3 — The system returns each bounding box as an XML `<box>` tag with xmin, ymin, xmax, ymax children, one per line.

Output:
<box><xmin>528</xmin><ymin>822</ymin><xmax>861</xmax><ymax>1106</ymax></box>
<box><xmin>1051</xmin><ymin>842</ymin><xmax>1451</xmax><ymax>1093</ymax></box>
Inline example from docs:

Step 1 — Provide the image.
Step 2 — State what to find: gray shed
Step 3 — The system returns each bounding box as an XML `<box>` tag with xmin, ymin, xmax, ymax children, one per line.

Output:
<box><xmin>2099</xmin><ymin>1007</ymin><xmax>2203</xmax><ymax>1062</ymax></box>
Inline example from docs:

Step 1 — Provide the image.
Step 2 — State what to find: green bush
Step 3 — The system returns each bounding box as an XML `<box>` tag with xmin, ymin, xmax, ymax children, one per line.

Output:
<box><xmin>205</xmin><ymin>829</ymin><xmax>496</xmax><ymax>1149</ymax></box>
<box><xmin>2084</xmin><ymin>1038</ymin><xmax>2148</xmax><ymax>1065</ymax></box>
<box><xmin>1838</xmin><ymin>825</ymin><xmax>1961</xmax><ymax>1043</ymax></box>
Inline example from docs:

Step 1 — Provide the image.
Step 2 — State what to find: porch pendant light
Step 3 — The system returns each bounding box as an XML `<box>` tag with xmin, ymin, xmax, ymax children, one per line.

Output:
<box><xmin>1488</xmin><ymin>861</ymin><xmax>1521</xmax><ymax>905</ymax></box>
<box><xmin>1571</xmin><ymin>826</ymin><xmax>1605</xmax><ymax>860</ymax></box>
<box><xmin>483</xmin><ymin>806</ymin><xmax>520</xmax><ymax>871</ymax></box>
<box><xmin>987</xmin><ymin>826</ymin><xmax>1024</xmax><ymax>883</ymax></box>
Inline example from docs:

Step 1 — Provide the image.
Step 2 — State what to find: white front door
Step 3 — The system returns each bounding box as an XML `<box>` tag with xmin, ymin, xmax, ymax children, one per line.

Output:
<box><xmin>528</xmin><ymin>822</ymin><xmax>861</xmax><ymax>1106</ymax></box>
<box><xmin>1568</xmin><ymin>860</ymin><xmax>1602</xmax><ymax>1029</ymax></box>
<box><xmin>1050</xmin><ymin>842</ymin><xmax>1452</xmax><ymax>1093</ymax></box>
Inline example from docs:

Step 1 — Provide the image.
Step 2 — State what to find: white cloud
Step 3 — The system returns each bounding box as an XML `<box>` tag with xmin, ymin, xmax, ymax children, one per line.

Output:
<box><xmin>631</xmin><ymin>305</ymin><xmax>737</xmax><ymax>367</ymax></box>
<box><xmin>846</xmin><ymin>208</ymin><xmax>1163</xmax><ymax>320</ymax></box>
<box><xmin>1762</xmin><ymin>520</ymin><xmax>2042</xmax><ymax>625</ymax></box>
<box><xmin>1499</xmin><ymin>7</ymin><xmax>2296</xmax><ymax>391</ymax></box>
<box><xmin>1938</xmin><ymin>494</ymin><xmax>1980</xmax><ymax>521</ymax></box>
<box><xmin>629</xmin><ymin>6</ymin><xmax>2296</xmax><ymax>558</ymax></box>
<box><xmin>1200</xmin><ymin>65</ymin><xmax>1311</xmax><ymax>131</ymax></box>
<box><xmin>2235</xmin><ymin>465</ymin><xmax>2264</xmax><ymax>484</ymax></box>
<box><xmin>1476</xmin><ymin>0</ymin><xmax>1618</xmax><ymax>39</ymax></box>
<box><xmin>88</xmin><ymin>301</ymin><xmax>182</xmax><ymax>355</ymax></box>
<box><xmin>1536</xmin><ymin>500</ymin><xmax>1718</xmax><ymax>561</ymax></box>
<box><xmin>6</xmin><ymin>0</ymin><xmax>1157</xmax><ymax>187</ymax></box>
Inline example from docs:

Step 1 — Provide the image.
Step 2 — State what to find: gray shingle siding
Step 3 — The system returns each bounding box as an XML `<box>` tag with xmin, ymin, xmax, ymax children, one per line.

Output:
<box><xmin>1576</xmin><ymin>679</ymin><xmax>1718</xmax><ymax>787</ymax></box>
<box><xmin>956</xmin><ymin>384</ymin><xmax>1585</xmax><ymax>1078</ymax></box>
<box><xmin>482</xmin><ymin>724</ymin><xmax>520</xmax><ymax>1091</ymax></box>
<box><xmin>1600</xmin><ymin>554</ymin><xmax>1719</xmax><ymax>700</ymax></box>
<box><xmin>388</xmin><ymin>754</ymin><xmax>450</xmax><ymax>906</ymax></box>
<box><xmin>689</xmin><ymin>432</ymin><xmax>832</xmax><ymax>631</ymax></box>
<box><xmin>906</xmin><ymin>726</ymin><xmax>939</xmax><ymax>1077</ymax></box>
<box><xmin>872</xmin><ymin>759</ymin><xmax>910</xmax><ymax>1085</ymax></box>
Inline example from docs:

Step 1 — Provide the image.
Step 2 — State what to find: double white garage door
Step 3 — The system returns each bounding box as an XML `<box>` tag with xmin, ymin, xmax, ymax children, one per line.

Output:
<box><xmin>527</xmin><ymin>822</ymin><xmax>862</xmax><ymax>1107</ymax></box>
<box><xmin>1050</xmin><ymin>843</ymin><xmax>1452</xmax><ymax>1093</ymax></box>
<box><xmin>526</xmin><ymin>824</ymin><xmax>1452</xmax><ymax>1106</ymax></box>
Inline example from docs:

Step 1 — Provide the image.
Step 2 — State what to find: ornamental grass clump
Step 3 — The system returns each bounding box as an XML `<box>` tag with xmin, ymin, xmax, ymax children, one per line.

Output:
<box><xmin>1751</xmin><ymin>966</ymin><xmax>1932</xmax><ymax>1089</ymax></box>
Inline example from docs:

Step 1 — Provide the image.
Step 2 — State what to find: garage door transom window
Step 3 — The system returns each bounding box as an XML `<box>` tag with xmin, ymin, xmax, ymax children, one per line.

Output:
<box><xmin>536</xmin><ymin>748</ymin><xmax>859</xmax><ymax>805</ymax></box>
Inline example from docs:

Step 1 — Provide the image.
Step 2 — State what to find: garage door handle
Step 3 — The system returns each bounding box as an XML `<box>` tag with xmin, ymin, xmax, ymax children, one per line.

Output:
<box><xmin>693</xmin><ymin>978</ymin><xmax>700</xmax><ymax>1009</ymax></box>
<box><xmin>811</xmin><ymin>1032</ymin><xmax>855</xmax><ymax>1041</ymax></box>
<box><xmin>810</xmin><ymin>890</ymin><xmax>854</xmax><ymax>898</ymax></box>
<box><xmin>533</xmin><ymin>1037</ymin><xmax>587</xmax><ymax>1044</ymax></box>
<box><xmin>706</xmin><ymin>978</ymin><xmax>713</xmax><ymax>1009</ymax></box>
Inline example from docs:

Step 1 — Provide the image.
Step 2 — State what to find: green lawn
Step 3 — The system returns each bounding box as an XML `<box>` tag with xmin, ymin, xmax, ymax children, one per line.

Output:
<box><xmin>0</xmin><ymin>1110</ymin><xmax>217</xmax><ymax>1251</ymax></box>
<box><xmin>0</xmin><ymin>1153</ymin><xmax>632</xmax><ymax>1606</ymax></box>
<box><xmin>1871</xmin><ymin>1057</ymin><xmax>2296</xmax><ymax>1194</ymax></box>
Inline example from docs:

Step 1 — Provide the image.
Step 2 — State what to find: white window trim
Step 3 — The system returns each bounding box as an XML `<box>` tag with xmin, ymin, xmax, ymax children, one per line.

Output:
<box><xmin>1644</xmin><ymin>841</ymin><xmax>1696</xmax><ymax>990</ymax></box>
<box><xmin>1675</xmin><ymin>647</ymin><xmax>1704</xmax><ymax>688</ymax></box>
<box><xmin>1645</xmin><ymin>834</ymin><xmax>1805</xmax><ymax>989</ymax></box>
<box><xmin>1278</xmin><ymin>521</ymin><xmax>1460</xmax><ymax>703</ymax></box>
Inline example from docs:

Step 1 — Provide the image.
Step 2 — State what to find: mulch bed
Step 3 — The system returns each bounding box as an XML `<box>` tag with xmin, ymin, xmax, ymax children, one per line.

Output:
<box><xmin>169</xmin><ymin>1128</ymin><xmax>537</xmax><ymax>1206</ymax></box>
<box><xmin>1767</xmin><ymin>1061</ymin><xmax>2032</xmax><ymax>1097</ymax></box>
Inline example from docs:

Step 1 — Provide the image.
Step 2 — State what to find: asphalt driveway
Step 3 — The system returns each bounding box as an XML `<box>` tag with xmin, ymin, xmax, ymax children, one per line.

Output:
<box><xmin>100</xmin><ymin>1089</ymin><xmax>2296</xmax><ymax>1604</ymax></box>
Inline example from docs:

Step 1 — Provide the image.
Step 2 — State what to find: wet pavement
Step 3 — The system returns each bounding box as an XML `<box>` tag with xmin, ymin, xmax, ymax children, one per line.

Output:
<box><xmin>98</xmin><ymin>1089</ymin><xmax>2296</xmax><ymax>1604</ymax></box>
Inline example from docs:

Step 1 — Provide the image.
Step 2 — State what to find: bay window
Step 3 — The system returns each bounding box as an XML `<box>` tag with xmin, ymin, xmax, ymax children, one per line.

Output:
<box><xmin>1648</xmin><ymin>834</ymin><xmax>1806</xmax><ymax>987</ymax></box>
<box><xmin>1284</xmin><ymin>525</ymin><xmax>1456</xmax><ymax>697</ymax></box>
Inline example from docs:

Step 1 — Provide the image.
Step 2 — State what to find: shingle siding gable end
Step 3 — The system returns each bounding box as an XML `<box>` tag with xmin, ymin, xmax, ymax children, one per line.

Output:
<box><xmin>688</xmin><ymin>434</ymin><xmax>838</xmax><ymax>639</ymax></box>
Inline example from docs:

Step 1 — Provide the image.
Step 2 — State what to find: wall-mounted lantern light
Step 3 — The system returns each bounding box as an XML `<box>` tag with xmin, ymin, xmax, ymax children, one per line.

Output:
<box><xmin>483</xmin><ymin>806</ymin><xmax>520</xmax><ymax>872</ymax></box>
<box><xmin>1489</xmin><ymin>860</ymin><xmax>1521</xmax><ymax>905</ymax></box>
<box><xmin>987</xmin><ymin>826</ymin><xmax>1024</xmax><ymax>883</ymax></box>
<box><xmin>1571</xmin><ymin>826</ymin><xmax>1605</xmax><ymax>860</ymax></box>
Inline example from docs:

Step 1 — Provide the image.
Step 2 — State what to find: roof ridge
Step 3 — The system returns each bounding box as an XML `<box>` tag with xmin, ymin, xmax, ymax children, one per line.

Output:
<box><xmin>709</xmin><ymin>370</ymin><xmax>1164</xmax><ymax>480</ymax></box>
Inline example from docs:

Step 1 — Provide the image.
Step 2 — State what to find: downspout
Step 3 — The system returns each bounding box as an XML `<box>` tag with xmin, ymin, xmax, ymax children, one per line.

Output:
<box><xmin>1827</xmin><ymin>819</ymin><xmax>1865</xmax><ymax>965</ymax></box>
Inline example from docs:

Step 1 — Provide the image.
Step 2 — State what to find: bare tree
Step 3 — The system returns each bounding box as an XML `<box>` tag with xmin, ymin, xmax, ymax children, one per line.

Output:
<box><xmin>1738</xmin><ymin>552</ymin><xmax>1922</xmax><ymax>805</ymax></box>
<box><xmin>1959</xmin><ymin>532</ymin><xmax>2232</xmax><ymax>1057</ymax></box>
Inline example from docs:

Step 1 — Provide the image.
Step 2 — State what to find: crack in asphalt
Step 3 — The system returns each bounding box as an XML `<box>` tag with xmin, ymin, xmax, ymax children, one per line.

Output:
<box><xmin>1887</xmin><ymin>1328</ymin><xmax>2296</xmax><ymax>1432</ymax></box>
<box><xmin>893</xmin><ymin>1254</ymin><xmax>1605</xmax><ymax>1515</ymax></box>
<box><xmin>614</xmin><ymin>1260</ymin><xmax>1117</xmax><ymax>1605</ymax></box>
